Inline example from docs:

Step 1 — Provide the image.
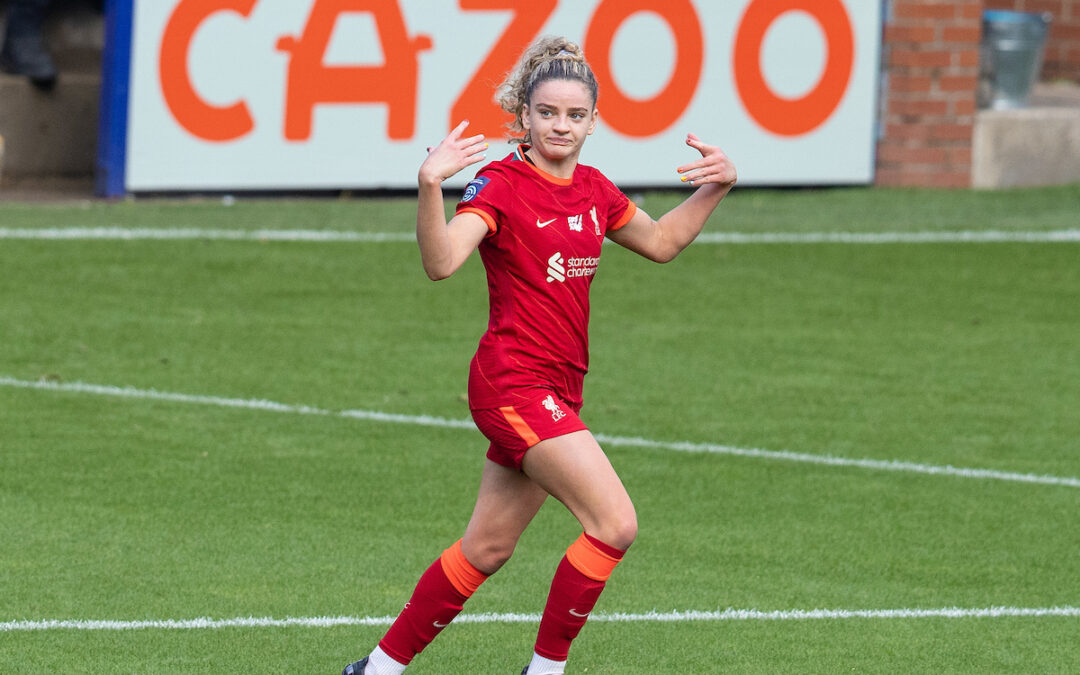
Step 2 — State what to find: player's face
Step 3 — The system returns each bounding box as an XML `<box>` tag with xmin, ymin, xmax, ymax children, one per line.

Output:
<box><xmin>522</xmin><ymin>79</ymin><xmax>597</xmax><ymax>167</ymax></box>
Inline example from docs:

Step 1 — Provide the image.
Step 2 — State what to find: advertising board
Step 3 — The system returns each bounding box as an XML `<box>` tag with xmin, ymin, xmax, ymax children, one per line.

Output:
<box><xmin>110</xmin><ymin>0</ymin><xmax>882</xmax><ymax>192</ymax></box>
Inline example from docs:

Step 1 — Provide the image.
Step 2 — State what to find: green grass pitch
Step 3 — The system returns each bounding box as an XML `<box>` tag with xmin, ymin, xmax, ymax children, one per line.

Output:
<box><xmin>1</xmin><ymin>185</ymin><xmax>1078</xmax><ymax>673</ymax></box>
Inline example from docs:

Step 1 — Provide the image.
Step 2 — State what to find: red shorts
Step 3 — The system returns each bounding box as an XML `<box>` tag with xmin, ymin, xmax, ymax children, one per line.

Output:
<box><xmin>471</xmin><ymin>392</ymin><xmax>588</xmax><ymax>470</ymax></box>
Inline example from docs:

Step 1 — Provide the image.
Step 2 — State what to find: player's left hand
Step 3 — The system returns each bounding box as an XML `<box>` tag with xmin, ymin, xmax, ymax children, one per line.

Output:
<box><xmin>676</xmin><ymin>133</ymin><xmax>737</xmax><ymax>187</ymax></box>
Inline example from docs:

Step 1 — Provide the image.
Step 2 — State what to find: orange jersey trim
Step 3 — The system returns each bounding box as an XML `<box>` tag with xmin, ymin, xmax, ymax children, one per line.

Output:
<box><xmin>524</xmin><ymin>160</ymin><xmax>573</xmax><ymax>186</ymax></box>
<box><xmin>499</xmin><ymin>405</ymin><xmax>541</xmax><ymax>447</ymax></box>
<box><xmin>458</xmin><ymin>206</ymin><xmax>498</xmax><ymax>235</ymax></box>
<box><xmin>440</xmin><ymin>539</ymin><xmax>489</xmax><ymax>597</ymax></box>
<box><xmin>565</xmin><ymin>533</ymin><xmax>623</xmax><ymax>582</ymax></box>
<box><xmin>609</xmin><ymin>200</ymin><xmax>638</xmax><ymax>232</ymax></box>
<box><xmin>514</xmin><ymin>145</ymin><xmax>573</xmax><ymax>186</ymax></box>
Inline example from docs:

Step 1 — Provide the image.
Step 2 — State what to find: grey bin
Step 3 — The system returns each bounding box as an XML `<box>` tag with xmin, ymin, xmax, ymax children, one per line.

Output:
<box><xmin>978</xmin><ymin>10</ymin><xmax>1052</xmax><ymax>110</ymax></box>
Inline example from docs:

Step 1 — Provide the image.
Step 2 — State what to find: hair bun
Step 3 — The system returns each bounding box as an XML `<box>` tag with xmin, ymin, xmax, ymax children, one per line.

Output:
<box><xmin>495</xmin><ymin>36</ymin><xmax>597</xmax><ymax>144</ymax></box>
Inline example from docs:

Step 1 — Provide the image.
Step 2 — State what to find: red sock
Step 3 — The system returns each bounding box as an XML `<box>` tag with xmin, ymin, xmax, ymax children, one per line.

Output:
<box><xmin>534</xmin><ymin>533</ymin><xmax>625</xmax><ymax>661</ymax></box>
<box><xmin>378</xmin><ymin>540</ymin><xmax>488</xmax><ymax>665</ymax></box>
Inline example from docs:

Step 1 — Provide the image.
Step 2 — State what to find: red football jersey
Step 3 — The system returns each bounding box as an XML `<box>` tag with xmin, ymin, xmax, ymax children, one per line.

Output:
<box><xmin>456</xmin><ymin>145</ymin><xmax>637</xmax><ymax>410</ymax></box>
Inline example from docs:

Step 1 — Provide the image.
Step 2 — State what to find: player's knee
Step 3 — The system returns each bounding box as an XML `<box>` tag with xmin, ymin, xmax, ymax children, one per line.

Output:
<box><xmin>611</xmin><ymin>512</ymin><xmax>638</xmax><ymax>551</ymax></box>
<box><xmin>463</xmin><ymin>537</ymin><xmax>517</xmax><ymax>575</ymax></box>
<box><xmin>595</xmin><ymin>508</ymin><xmax>637</xmax><ymax>552</ymax></box>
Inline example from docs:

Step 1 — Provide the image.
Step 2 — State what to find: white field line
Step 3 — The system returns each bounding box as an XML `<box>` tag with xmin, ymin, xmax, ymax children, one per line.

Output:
<box><xmin>694</xmin><ymin>230</ymin><xmax>1080</xmax><ymax>244</ymax></box>
<box><xmin>3</xmin><ymin>606</ymin><xmax>1079</xmax><ymax>632</ymax></box>
<box><xmin>0</xmin><ymin>227</ymin><xmax>416</xmax><ymax>242</ymax></box>
<box><xmin>2</xmin><ymin>227</ymin><xmax>1080</xmax><ymax>244</ymax></box>
<box><xmin>2</xmin><ymin>375</ymin><xmax>1078</xmax><ymax>489</ymax></box>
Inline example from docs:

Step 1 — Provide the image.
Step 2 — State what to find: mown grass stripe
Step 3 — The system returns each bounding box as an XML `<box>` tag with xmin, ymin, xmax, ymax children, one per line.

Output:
<box><xmin>2</xmin><ymin>375</ymin><xmax>1077</xmax><ymax>489</ymax></box>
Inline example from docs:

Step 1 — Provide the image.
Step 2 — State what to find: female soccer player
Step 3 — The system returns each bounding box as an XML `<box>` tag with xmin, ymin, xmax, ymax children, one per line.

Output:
<box><xmin>344</xmin><ymin>36</ymin><xmax>736</xmax><ymax>675</ymax></box>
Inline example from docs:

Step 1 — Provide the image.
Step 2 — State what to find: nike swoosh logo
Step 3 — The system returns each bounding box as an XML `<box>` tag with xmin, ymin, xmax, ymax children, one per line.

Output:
<box><xmin>569</xmin><ymin>609</ymin><xmax>590</xmax><ymax>618</ymax></box>
<box><xmin>537</xmin><ymin>218</ymin><xmax>556</xmax><ymax>228</ymax></box>
<box><xmin>433</xmin><ymin>620</ymin><xmax>449</xmax><ymax>628</ymax></box>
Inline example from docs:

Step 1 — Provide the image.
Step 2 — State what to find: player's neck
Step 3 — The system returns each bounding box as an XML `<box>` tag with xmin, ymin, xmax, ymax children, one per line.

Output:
<box><xmin>524</xmin><ymin>146</ymin><xmax>578</xmax><ymax>180</ymax></box>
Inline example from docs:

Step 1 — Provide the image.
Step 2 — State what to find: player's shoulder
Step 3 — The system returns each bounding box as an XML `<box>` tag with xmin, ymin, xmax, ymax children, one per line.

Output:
<box><xmin>481</xmin><ymin>149</ymin><xmax>533</xmax><ymax>175</ymax></box>
<box><xmin>459</xmin><ymin>153</ymin><xmax>522</xmax><ymax>204</ymax></box>
<box><xmin>575</xmin><ymin>162</ymin><xmax>616</xmax><ymax>187</ymax></box>
<box><xmin>471</xmin><ymin>152</ymin><xmax>533</xmax><ymax>186</ymax></box>
<box><xmin>574</xmin><ymin>162</ymin><xmax>625</xmax><ymax>200</ymax></box>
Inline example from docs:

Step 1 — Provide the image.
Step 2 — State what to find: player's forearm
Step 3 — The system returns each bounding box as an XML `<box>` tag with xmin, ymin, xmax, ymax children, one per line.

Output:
<box><xmin>416</xmin><ymin>180</ymin><xmax>455</xmax><ymax>280</ymax></box>
<box><xmin>654</xmin><ymin>183</ymin><xmax>731</xmax><ymax>260</ymax></box>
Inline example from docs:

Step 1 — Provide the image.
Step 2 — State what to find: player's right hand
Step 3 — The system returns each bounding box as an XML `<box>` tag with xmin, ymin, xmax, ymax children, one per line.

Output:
<box><xmin>418</xmin><ymin>120</ymin><xmax>487</xmax><ymax>186</ymax></box>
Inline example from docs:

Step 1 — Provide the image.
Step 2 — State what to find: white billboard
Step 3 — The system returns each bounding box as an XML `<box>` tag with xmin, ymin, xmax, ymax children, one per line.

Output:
<box><xmin>123</xmin><ymin>0</ymin><xmax>881</xmax><ymax>191</ymax></box>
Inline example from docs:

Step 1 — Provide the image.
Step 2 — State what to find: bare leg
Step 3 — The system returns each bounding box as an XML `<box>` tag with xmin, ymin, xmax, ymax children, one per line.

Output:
<box><xmin>521</xmin><ymin>430</ymin><xmax>637</xmax><ymax>549</ymax></box>
<box><xmin>521</xmin><ymin>430</ymin><xmax>637</xmax><ymax>669</ymax></box>
<box><xmin>461</xmin><ymin>458</ymin><xmax>550</xmax><ymax>573</ymax></box>
<box><xmin>362</xmin><ymin>459</ymin><xmax>547</xmax><ymax>672</ymax></box>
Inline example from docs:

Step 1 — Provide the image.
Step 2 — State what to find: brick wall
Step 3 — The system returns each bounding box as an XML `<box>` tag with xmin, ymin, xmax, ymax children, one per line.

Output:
<box><xmin>983</xmin><ymin>0</ymin><xmax>1080</xmax><ymax>83</ymax></box>
<box><xmin>877</xmin><ymin>0</ymin><xmax>983</xmax><ymax>187</ymax></box>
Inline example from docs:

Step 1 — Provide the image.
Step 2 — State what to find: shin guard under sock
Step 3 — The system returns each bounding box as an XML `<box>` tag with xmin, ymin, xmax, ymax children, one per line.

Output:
<box><xmin>378</xmin><ymin>540</ymin><xmax>489</xmax><ymax>665</ymax></box>
<box><xmin>534</xmin><ymin>533</ymin><xmax>625</xmax><ymax>661</ymax></box>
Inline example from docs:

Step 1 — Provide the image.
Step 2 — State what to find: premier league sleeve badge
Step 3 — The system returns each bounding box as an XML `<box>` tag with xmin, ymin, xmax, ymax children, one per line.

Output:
<box><xmin>461</xmin><ymin>176</ymin><xmax>491</xmax><ymax>202</ymax></box>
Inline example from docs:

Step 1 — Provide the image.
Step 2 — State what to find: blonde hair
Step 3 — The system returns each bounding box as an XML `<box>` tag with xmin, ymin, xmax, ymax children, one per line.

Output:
<box><xmin>496</xmin><ymin>36</ymin><xmax>598</xmax><ymax>144</ymax></box>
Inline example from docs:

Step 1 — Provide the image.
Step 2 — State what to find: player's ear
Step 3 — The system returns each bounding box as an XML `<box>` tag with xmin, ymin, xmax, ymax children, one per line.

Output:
<box><xmin>521</xmin><ymin>104</ymin><xmax>531</xmax><ymax>131</ymax></box>
<box><xmin>587</xmin><ymin>108</ymin><xmax>598</xmax><ymax>135</ymax></box>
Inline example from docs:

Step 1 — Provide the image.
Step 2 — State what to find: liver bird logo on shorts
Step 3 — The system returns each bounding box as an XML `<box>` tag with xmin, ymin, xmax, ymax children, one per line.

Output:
<box><xmin>542</xmin><ymin>395</ymin><xmax>566</xmax><ymax>421</ymax></box>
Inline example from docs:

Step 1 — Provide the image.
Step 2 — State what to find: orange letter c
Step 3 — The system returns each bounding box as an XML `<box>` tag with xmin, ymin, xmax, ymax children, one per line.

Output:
<box><xmin>160</xmin><ymin>0</ymin><xmax>257</xmax><ymax>142</ymax></box>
